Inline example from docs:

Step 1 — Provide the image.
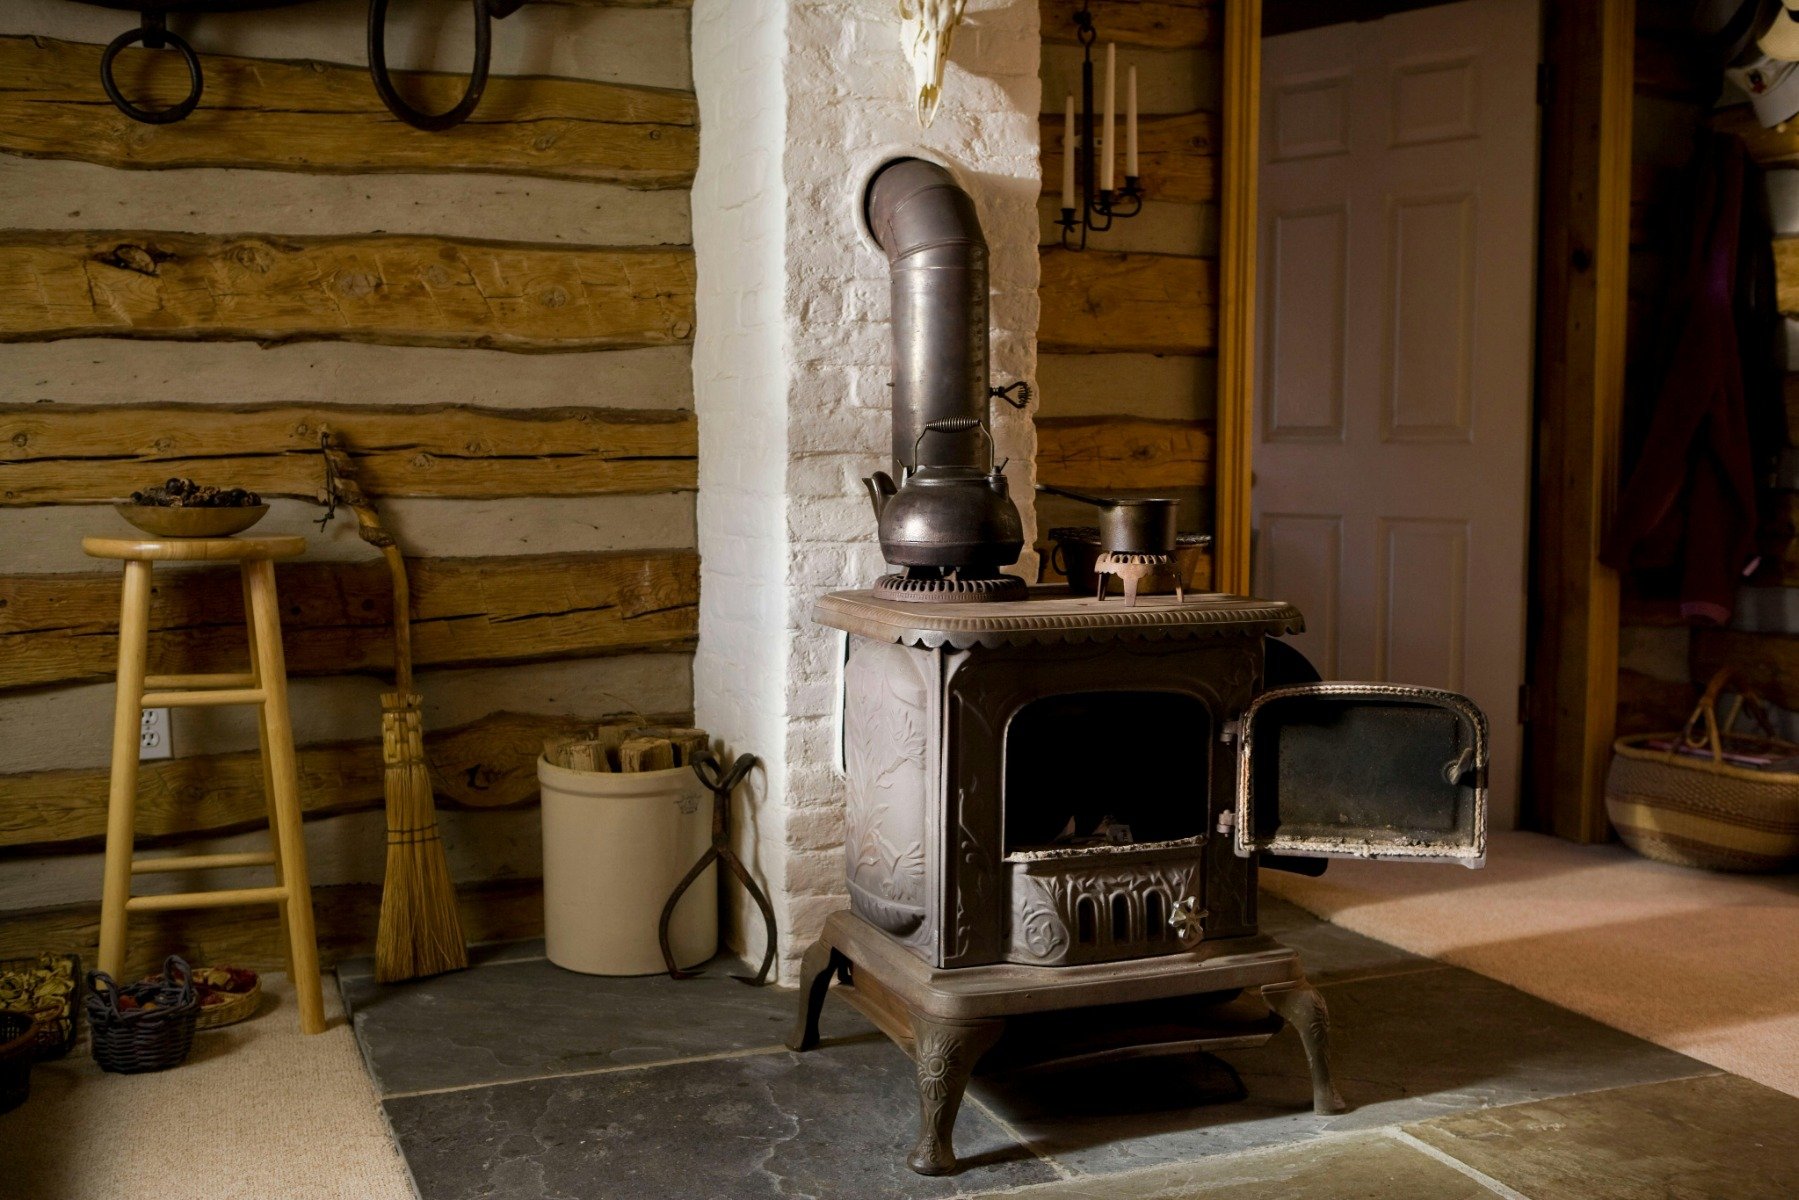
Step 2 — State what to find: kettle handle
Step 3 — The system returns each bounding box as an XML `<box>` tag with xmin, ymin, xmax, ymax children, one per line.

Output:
<box><xmin>913</xmin><ymin>418</ymin><xmax>994</xmax><ymax>473</ymax></box>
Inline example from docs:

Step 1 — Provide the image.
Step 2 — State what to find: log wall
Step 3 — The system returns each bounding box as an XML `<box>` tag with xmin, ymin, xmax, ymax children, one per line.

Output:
<box><xmin>1036</xmin><ymin>0</ymin><xmax>1217</xmax><ymax>584</ymax></box>
<box><xmin>0</xmin><ymin>0</ymin><xmax>699</xmax><ymax>970</ymax></box>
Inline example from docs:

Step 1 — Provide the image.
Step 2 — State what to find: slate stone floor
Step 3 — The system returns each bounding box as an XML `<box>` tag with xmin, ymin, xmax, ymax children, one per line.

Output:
<box><xmin>340</xmin><ymin>897</ymin><xmax>1799</xmax><ymax>1200</ymax></box>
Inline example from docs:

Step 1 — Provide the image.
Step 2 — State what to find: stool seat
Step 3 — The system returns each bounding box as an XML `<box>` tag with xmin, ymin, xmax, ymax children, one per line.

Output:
<box><xmin>82</xmin><ymin>535</ymin><xmax>308</xmax><ymax>563</ymax></box>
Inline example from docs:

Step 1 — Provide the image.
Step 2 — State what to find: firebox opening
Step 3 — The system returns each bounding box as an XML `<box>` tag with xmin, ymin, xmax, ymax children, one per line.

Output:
<box><xmin>1003</xmin><ymin>690</ymin><xmax>1213</xmax><ymax>856</ymax></box>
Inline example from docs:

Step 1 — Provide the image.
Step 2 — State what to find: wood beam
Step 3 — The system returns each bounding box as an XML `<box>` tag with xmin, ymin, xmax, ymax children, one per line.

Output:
<box><xmin>1713</xmin><ymin>106</ymin><xmax>1799</xmax><ymax>168</ymax></box>
<box><xmin>0</xmin><ymin>549</ymin><xmax>698</xmax><ymax>691</ymax></box>
<box><xmin>0</xmin><ymin>878</ymin><xmax>543</xmax><ymax>978</ymax></box>
<box><xmin>1525</xmin><ymin>0</ymin><xmax>1634</xmax><ymax>841</ymax></box>
<box><xmin>1040</xmin><ymin>110</ymin><xmax>1217</xmax><ymax>205</ymax></box>
<box><xmin>0</xmin><ymin>36</ymin><xmax>697</xmax><ymax>186</ymax></box>
<box><xmin>1035</xmin><ymin>416</ymin><xmax>1214</xmax><ymax>490</ymax></box>
<box><xmin>1038</xmin><ymin>248</ymin><xmax>1216</xmax><ymax>354</ymax></box>
<box><xmin>0</xmin><ymin>403</ymin><xmax>695</xmax><ymax>505</ymax></box>
<box><xmin>1771</xmin><ymin>238</ymin><xmax>1799</xmax><ymax>315</ymax></box>
<box><xmin>0</xmin><ymin>710</ymin><xmax>688</xmax><ymax>853</ymax></box>
<box><xmin>1040</xmin><ymin>1</ymin><xmax>1214</xmax><ymax>49</ymax></box>
<box><xmin>0</xmin><ymin>231</ymin><xmax>694</xmax><ymax>353</ymax></box>
<box><xmin>1615</xmin><ymin>668</ymin><xmax>1696</xmax><ymax>736</ymax></box>
<box><xmin>1212</xmin><ymin>0</ymin><xmax>1260</xmax><ymax>595</ymax></box>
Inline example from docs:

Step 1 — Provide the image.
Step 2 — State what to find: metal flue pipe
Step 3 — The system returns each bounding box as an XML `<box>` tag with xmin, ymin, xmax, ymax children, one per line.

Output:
<box><xmin>865</xmin><ymin>158</ymin><xmax>990</xmax><ymax>477</ymax></box>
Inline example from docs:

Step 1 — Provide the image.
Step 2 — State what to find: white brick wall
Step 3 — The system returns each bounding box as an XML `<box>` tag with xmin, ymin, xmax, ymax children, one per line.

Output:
<box><xmin>692</xmin><ymin>0</ymin><xmax>1041</xmax><ymax>981</ymax></box>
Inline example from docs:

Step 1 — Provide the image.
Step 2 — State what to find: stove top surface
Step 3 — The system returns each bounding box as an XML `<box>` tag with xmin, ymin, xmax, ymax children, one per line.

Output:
<box><xmin>814</xmin><ymin>585</ymin><xmax>1305</xmax><ymax>648</ymax></box>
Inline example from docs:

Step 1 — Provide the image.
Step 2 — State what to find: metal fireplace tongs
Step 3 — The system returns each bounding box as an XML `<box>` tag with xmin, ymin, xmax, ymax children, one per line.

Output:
<box><xmin>657</xmin><ymin>751</ymin><xmax>779</xmax><ymax>987</ymax></box>
<box><xmin>75</xmin><ymin>0</ymin><xmax>523</xmax><ymax>130</ymax></box>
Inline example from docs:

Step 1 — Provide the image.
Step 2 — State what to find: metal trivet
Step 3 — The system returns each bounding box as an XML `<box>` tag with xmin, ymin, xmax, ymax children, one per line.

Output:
<box><xmin>873</xmin><ymin>569</ymin><xmax>1029</xmax><ymax>604</ymax></box>
<box><xmin>1094</xmin><ymin>552</ymin><xmax>1182</xmax><ymax>606</ymax></box>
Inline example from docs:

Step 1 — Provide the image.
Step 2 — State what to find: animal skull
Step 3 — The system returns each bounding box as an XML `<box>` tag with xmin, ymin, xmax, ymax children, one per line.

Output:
<box><xmin>899</xmin><ymin>0</ymin><xmax>968</xmax><ymax>127</ymax></box>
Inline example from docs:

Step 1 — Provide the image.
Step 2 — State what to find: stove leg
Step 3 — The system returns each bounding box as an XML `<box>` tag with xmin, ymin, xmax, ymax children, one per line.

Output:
<box><xmin>786</xmin><ymin>937</ymin><xmax>844</xmax><ymax>1052</ymax></box>
<box><xmin>1262</xmin><ymin>980</ymin><xmax>1347</xmax><ymax>1115</ymax></box>
<box><xmin>906</xmin><ymin>1017</ymin><xmax>1004</xmax><ymax>1176</ymax></box>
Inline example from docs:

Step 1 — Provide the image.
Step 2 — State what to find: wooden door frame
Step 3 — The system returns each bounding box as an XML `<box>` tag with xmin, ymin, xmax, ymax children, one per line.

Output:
<box><xmin>1213</xmin><ymin>0</ymin><xmax>1635</xmax><ymax>839</ymax></box>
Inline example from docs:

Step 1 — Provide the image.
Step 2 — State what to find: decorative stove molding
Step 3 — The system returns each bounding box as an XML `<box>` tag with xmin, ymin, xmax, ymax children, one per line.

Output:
<box><xmin>1006</xmin><ymin>853</ymin><xmax>1202</xmax><ymax>966</ymax></box>
<box><xmin>814</xmin><ymin>588</ymin><xmax>1304</xmax><ymax>650</ymax></box>
<box><xmin>843</xmin><ymin>640</ymin><xmax>939</xmax><ymax>954</ymax></box>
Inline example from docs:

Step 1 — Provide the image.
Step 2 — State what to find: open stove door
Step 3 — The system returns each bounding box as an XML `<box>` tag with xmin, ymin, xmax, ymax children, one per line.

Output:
<box><xmin>1233</xmin><ymin>683</ymin><xmax>1488</xmax><ymax>868</ymax></box>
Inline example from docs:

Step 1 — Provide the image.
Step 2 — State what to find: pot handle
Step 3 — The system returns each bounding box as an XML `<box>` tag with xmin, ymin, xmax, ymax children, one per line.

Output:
<box><xmin>1036</xmin><ymin>482</ymin><xmax>1115</xmax><ymax>508</ymax></box>
<box><xmin>1049</xmin><ymin>541</ymin><xmax>1067</xmax><ymax>579</ymax></box>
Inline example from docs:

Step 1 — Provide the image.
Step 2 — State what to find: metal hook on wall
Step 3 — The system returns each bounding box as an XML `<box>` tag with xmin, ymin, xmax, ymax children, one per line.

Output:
<box><xmin>99</xmin><ymin>12</ymin><xmax>204</xmax><ymax>125</ymax></box>
<box><xmin>76</xmin><ymin>0</ymin><xmax>520</xmax><ymax>133</ymax></box>
<box><xmin>366</xmin><ymin>0</ymin><xmax>524</xmax><ymax>132</ymax></box>
<box><xmin>79</xmin><ymin>1</ymin><xmax>316</xmax><ymax>126</ymax></box>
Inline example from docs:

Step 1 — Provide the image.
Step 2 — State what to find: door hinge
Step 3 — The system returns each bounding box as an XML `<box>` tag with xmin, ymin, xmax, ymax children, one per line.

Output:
<box><xmin>1517</xmin><ymin>682</ymin><xmax>1532</xmax><ymax>725</ymax></box>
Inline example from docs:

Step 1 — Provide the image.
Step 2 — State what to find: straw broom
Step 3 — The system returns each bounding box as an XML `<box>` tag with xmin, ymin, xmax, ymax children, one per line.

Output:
<box><xmin>320</xmin><ymin>430</ymin><xmax>468</xmax><ymax>983</ymax></box>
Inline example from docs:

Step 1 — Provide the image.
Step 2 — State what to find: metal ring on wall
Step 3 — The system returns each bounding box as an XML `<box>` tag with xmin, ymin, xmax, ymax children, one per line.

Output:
<box><xmin>367</xmin><ymin>0</ymin><xmax>493</xmax><ymax>132</ymax></box>
<box><xmin>100</xmin><ymin>19</ymin><xmax>204</xmax><ymax>125</ymax></box>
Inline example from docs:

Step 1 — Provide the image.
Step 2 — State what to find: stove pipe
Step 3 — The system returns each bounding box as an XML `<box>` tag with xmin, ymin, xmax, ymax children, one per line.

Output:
<box><xmin>866</xmin><ymin>157</ymin><xmax>991</xmax><ymax>478</ymax></box>
<box><xmin>862</xmin><ymin>158</ymin><xmax>1023</xmax><ymax>577</ymax></box>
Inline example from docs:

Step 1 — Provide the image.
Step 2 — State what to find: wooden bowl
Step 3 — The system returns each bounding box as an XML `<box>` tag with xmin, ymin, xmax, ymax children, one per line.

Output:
<box><xmin>114</xmin><ymin>503</ymin><xmax>268</xmax><ymax>538</ymax></box>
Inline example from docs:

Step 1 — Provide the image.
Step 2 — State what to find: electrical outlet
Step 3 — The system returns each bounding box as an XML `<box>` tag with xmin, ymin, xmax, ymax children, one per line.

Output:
<box><xmin>139</xmin><ymin>707</ymin><xmax>172</xmax><ymax>761</ymax></box>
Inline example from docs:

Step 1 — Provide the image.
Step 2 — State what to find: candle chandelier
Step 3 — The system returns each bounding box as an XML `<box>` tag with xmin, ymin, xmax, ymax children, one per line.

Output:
<box><xmin>1057</xmin><ymin>0</ymin><xmax>1144</xmax><ymax>249</ymax></box>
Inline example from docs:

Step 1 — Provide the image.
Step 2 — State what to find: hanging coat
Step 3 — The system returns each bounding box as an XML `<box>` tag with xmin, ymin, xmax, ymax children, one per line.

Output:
<box><xmin>1601</xmin><ymin>131</ymin><xmax>1787</xmax><ymax>624</ymax></box>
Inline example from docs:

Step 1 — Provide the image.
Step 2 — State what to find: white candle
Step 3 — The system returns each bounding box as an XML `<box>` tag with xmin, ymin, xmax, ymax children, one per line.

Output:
<box><xmin>1102</xmin><ymin>43</ymin><xmax>1116</xmax><ymax>193</ymax></box>
<box><xmin>1126</xmin><ymin>65</ymin><xmax>1139</xmax><ymax>180</ymax></box>
<box><xmin>1062</xmin><ymin>94</ymin><xmax>1077</xmax><ymax>210</ymax></box>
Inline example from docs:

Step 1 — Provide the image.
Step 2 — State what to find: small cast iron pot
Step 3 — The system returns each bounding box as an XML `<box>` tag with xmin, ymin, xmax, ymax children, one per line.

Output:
<box><xmin>1036</xmin><ymin>484</ymin><xmax>1180</xmax><ymax>554</ymax></box>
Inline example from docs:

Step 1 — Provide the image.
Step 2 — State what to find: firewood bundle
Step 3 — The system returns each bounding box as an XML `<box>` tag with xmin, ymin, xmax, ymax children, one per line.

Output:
<box><xmin>543</xmin><ymin>724</ymin><xmax>708</xmax><ymax>773</ymax></box>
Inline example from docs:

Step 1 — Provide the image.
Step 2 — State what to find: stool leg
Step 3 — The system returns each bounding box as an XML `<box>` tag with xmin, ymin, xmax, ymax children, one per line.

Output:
<box><xmin>241</xmin><ymin>570</ymin><xmax>299</xmax><ymax>990</ymax></box>
<box><xmin>98</xmin><ymin>560</ymin><xmax>154</xmax><ymax>981</ymax></box>
<box><xmin>246</xmin><ymin>560</ymin><xmax>326</xmax><ymax>1035</ymax></box>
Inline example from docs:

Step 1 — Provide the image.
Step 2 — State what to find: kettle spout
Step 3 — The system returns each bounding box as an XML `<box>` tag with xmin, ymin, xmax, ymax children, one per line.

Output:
<box><xmin>864</xmin><ymin>471</ymin><xmax>898</xmax><ymax>521</ymax></box>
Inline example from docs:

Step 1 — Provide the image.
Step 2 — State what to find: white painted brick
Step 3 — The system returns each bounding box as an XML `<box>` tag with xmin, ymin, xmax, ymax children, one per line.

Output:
<box><xmin>785</xmin><ymin>804</ymin><xmax>846</xmax><ymax>853</ymax></box>
<box><xmin>691</xmin><ymin>0</ymin><xmax>1038</xmax><ymax>984</ymax></box>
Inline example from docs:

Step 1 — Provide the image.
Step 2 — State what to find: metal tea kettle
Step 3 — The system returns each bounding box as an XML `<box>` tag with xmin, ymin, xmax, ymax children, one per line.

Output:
<box><xmin>867</xmin><ymin>418</ymin><xmax>1023</xmax><ymax>571</ymax></box>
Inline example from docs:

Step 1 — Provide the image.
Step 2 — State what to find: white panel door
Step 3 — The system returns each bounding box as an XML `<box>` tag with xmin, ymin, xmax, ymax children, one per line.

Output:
<box><xmin>1253</xmin><ymin>0</ymin><xmax>1538</xmax><ymax>826</ymax></box>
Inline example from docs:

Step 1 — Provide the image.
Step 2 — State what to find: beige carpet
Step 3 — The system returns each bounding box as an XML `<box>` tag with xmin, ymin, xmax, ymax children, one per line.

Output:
<box><xmin>1264</xmin><ymin>830</ymin><xmax>1799</xmax><ymax>1097</ymax></box>
<box><xmin>0</xmin><ymin>972</ymin><xmax>414</xmax><ymax>1200</ymax></box>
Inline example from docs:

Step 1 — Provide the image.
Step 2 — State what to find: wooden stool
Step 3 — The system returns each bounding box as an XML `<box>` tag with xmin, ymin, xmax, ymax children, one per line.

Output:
<box><xmin>82</xmin><ymin>535</ymin><xmax>326</xmax><ymax>1035</ymax></box>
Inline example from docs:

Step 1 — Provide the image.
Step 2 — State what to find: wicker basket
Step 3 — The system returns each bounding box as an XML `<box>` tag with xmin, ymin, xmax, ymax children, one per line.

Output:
<box><xmin>174</xmin><ymin>966</ymin><xmax>261</xmax><ymax>1030</ymax></box>
<box><xmin>0</xmin><ymin>1011</ymin><xmax>36</xmax><ymax>1114</ymax></box>
<box><xmin>0</xmin><ymin>953</ymin><xmax>82</xmax><ymax>1061</ymax></box>
<box><xmin>1605</xmin><ymin>670</ymin><xmax>1799</xmax><ymax>872</ymax></box>
<box><xmin>85</xmin><ymin>956</ymin><xmax>200</xmax><ymax>1074</ymax></box>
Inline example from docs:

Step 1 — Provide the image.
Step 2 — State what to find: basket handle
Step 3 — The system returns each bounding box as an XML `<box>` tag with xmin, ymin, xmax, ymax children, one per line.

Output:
<box><xmin>1678</xmin><ymin>668</ymin><xmax>1777</xmax><ymax>769</ymax></box>
<box><xmin>86</xmin><ymin>969</ymin><xmax>122</xmax><ymax>1017</ymax></box>
<box><xmin>161</xmin><ymin>954</ymin><xmax>194</xmax><ymax>1002</ymax></box>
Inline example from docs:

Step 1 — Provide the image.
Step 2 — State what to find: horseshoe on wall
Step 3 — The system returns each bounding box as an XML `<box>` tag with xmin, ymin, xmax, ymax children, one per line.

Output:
<box><xmin>367</xmin><ymin>0</ymin><xmax>525</xmax><ymax>131</ymax></box>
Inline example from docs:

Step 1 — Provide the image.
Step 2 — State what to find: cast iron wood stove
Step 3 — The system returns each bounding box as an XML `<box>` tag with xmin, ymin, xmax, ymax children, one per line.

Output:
<box><xmin>788</xmin><ymin>587</ymin><xmax>1488</xmax><ymax>1175</ymax></box>
<box><xmin>798</xmin><ymin>156</ymin><xmax>1489</xmax><ymax>1175</ymax></box>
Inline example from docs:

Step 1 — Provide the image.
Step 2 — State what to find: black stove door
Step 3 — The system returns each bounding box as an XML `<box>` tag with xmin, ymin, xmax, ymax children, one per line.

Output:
<box><xmin>1233</xmin><ymin>683</ymin><xmax>1487</xmax><ymax>867</ymax></box>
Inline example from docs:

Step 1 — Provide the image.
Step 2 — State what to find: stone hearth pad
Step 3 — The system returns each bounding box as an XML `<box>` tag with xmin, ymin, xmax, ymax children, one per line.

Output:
<box><xmin>344</xmin><ymin>908</ymin><xmax>1737</xmax><ymax>1199</ymax></box>
<box><xmin>339</xmin><ymin>955</ymin><xmax>873</xmax><ymax>1097</ymax></box>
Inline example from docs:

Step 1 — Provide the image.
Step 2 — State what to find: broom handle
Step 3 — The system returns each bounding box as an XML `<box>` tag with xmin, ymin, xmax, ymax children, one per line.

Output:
<box><xmin>320</xmin><ymin>430</ymin><xmax>414</xmax><ymax>694</ymax></box>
